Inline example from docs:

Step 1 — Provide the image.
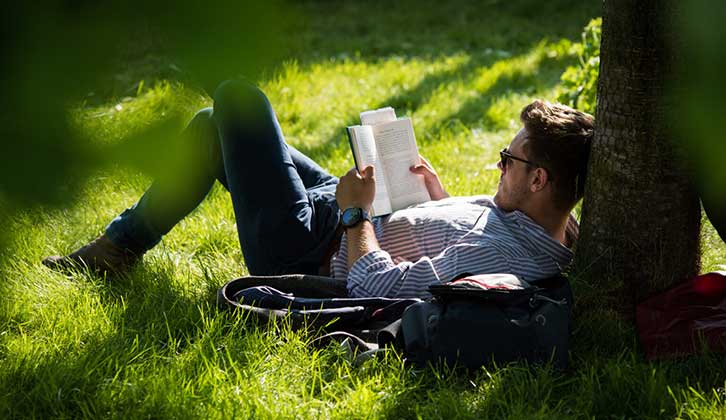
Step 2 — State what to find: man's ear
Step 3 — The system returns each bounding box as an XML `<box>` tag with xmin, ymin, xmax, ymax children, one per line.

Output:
<box><xmin>529</xmin><ymin>167</ymin><xmax>549</xmax><ymax>192</ymax></box>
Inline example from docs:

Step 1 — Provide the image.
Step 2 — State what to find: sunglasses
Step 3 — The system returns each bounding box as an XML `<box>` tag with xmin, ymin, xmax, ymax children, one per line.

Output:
<box><xmin>499</xmin><ymin>148</ymin><xmax>537</xmax><ymax>168</ymax></box>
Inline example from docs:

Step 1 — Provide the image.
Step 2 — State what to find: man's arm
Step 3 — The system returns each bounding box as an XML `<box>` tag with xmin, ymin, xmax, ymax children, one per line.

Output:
<box><xmin>344</xmin><ymin>220</ymin><xmax>379</xmax><ymax>270</ymax></box>
<box><xmin>345</xmin><ymin>242</ymin><xmax>509</xmax><ymax>298</ymax></box>
<box><xmin>335</xmin><ymin>165</ymin><xmax>380</xmax><ymax>270</ymax></box>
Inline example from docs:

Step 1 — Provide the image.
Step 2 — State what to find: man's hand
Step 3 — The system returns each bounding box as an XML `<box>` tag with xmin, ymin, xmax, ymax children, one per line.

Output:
<box><xmin>410</xmin><ymin>155</ymin><xmax>449</xmax><ymax>201</ymax></box>
<box><xmin>336</xmin><ymin>166</ymin><xmax>376</xmax><ymax>211</ymax></box>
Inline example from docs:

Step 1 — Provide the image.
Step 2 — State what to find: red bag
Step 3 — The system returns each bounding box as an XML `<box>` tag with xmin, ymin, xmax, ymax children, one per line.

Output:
<box><xmin>636</xmin><ymin>272</ymin><xmax>726</xmax><ymax>360</ymax></box>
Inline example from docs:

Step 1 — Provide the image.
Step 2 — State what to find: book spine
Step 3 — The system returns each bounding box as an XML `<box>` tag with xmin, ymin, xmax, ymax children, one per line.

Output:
<box><xmin>345</xmin><ymin>127</ymin><xmax>361</xmax><ymax>174</ymax></box>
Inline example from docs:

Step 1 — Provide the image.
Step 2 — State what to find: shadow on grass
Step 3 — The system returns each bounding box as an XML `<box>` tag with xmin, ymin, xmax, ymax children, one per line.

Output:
<box><xmin>372</xmin><ymin>350</ymin><xmax>726</xmax><ymax>419</ymax></box>
<box><xmin>0</xmin><ymin>262</ymin><xmax>260</xmax><ymax>418</ymax></box>
<box><xmin>295</xmin><ymin>42</ymin><xmax>572</xmax><ymax>165</ymax></box>
<box><xmin>290</xmin><ymin>51</ymin><xmax>497</xmax><ymax>161</ymax></box>
<box><xmin>84</xmin><ymin>0</ymin><xmax>600</xmax><ymax>105</ymax></box>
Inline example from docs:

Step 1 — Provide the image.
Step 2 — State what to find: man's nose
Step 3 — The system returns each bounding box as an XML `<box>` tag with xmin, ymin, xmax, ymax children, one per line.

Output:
<box><xmin>497</xmin><ymin>159</ymin><xmax>505</xmax><ymax>173</ymax></box>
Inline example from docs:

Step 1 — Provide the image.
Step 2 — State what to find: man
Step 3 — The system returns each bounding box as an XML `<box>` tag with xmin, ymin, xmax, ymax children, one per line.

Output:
<box><xmin>44</xmin><ymin>81</ymin><xmax>593</xmax><ymax>298</ymax></box>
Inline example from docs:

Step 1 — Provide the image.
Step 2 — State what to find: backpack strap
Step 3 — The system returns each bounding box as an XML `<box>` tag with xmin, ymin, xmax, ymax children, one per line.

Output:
<box><xmin>217</xmin><ymin>274</ymin><xmax>348</xmax><ymax>310</ymax></box>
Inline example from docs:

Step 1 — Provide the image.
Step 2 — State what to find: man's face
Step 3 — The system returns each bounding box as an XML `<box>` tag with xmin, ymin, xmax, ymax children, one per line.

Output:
<box><xmin>493</xmin><ymin>128</ymin><xmax>532</xmax><ymax>212</ymax></box>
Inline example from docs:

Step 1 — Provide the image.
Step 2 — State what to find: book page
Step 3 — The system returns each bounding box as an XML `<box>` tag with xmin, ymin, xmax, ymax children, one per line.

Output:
<box><xmin>347</xmin><ymin>125</ymin><xmax>392</xmax><ymax>216</ymax></box>
<box><xmin>371</xmin><ymin>118</ymin><xmax>431</xmax><ymax>211</ymax></box>
<box><xmin>360</xmin><ymin>107</ymin><xmax>396</xmax><ymax>126</ymax></box>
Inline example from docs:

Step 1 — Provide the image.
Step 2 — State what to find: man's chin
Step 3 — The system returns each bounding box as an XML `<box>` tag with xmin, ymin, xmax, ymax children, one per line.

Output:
<box><xmin>493</xmin><ymin>193</ymin><xmax>504</xmax><ymax>208</ymax></box>
<box><xmin>493</xmin><ymin>193</ymin><xmax>513</xmax><ymax>212</ymax></box>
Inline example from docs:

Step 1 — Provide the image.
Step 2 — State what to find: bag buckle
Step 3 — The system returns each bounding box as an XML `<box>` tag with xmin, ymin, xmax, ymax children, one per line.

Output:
<box><xmin>529</xmin><ymin>294</ymin><xmax>568</xmax><ymax>308</ymax></box>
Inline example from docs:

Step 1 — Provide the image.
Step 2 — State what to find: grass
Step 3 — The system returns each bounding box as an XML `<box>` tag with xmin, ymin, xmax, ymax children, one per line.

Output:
<box><xmin>2</xmin><ymin>0</ymin><xmax>726</xmax><ymax>418</ymax></box>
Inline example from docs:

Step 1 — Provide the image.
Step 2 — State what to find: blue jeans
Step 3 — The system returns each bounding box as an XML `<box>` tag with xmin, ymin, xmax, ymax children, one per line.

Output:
<box><xmin>105</xmin><ymin>81</ymin><xmax>341</xmax><ymax>275</ymax></box>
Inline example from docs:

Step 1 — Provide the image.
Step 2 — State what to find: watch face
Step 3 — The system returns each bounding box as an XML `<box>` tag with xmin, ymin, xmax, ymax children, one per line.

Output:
<box><xmin>341</xmin><ymin>208</ymin><xmax>363</xmax><ymax>227</ymax></box>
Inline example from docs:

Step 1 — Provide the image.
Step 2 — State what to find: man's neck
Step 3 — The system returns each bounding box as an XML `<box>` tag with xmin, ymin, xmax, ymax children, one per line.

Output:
<box><xmin>521</xmin><ymin>202</ymin><xmax>571</xmax><ymax>245</ymax></box>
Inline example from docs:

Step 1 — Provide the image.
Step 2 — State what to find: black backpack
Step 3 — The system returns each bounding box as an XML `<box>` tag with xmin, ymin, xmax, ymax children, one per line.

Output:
<box><xmin>217</xmin><ymin>273</ymin><xmax>572</xmax><ymax>369</ymax></box>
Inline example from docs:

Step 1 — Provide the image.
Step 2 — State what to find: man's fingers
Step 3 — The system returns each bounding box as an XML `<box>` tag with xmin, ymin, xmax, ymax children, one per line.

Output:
<box><xmin>410</xmin><ymin>164</ymin><xmax>431</xmax><ymax>175</ymax></box>
<box><xmin>362</xmin><ymin>165</ymin><xmax>375</xmax><ymax>179</ymax></box>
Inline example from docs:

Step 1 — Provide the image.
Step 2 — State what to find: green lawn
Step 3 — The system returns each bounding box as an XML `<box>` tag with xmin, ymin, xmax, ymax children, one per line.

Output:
<box><xmin>2</xmin><ymin>1</ymin><xmax>726</xmax><ymax>418</ymax></box>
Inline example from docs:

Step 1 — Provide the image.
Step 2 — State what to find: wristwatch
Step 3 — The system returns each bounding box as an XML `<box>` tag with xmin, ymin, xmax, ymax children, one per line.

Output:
<box><xmin>340</xmin><ymin>207</ymin><xmax>372</xmax><ymax>229</ymax></box>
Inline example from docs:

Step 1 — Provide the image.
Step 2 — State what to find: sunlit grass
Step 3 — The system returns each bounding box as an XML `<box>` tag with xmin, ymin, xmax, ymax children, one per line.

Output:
<box><xmin>2</xmin><ymin>0</ymin><xmax>726</xmax><ymax>418</ymax></box>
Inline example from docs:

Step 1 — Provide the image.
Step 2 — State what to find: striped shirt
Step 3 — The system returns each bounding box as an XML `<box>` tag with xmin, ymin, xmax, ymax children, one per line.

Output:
<box><xmin>330</xmin><ymin>195</ymin><xmax>578</xmax><ymax>298</ymax></box>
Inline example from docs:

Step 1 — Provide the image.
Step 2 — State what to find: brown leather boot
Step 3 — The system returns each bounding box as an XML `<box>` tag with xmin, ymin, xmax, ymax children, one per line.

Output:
<box><xmin>42</xmin><ymin>234</ymin><xmax>141</xmax><ymax>274</ymax></box>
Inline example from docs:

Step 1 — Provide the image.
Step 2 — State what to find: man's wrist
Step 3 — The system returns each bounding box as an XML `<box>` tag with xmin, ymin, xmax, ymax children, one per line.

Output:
<box><xmin>340</xmin><ymin>207</ymin><xmax>372</xmax><ymax>229</ymax></box>
<box><xmin>344</xmin><ymin>216</ymin><xmax>379</xmax><ymax>270</ymax></box>
<box><xmin>344</xmin><ymin>218</ymin><xmax>373</xmax><ymax>234</ymax></box>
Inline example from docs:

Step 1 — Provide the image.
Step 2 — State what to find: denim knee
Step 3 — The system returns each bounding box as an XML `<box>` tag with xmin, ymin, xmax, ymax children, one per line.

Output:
<box><xmin>188</xmin><ymin>107</ymin><xmax>215</xmax><ymax>129</ymax></box>
<box><xmin>212</xmin><ymin>80</ymin><xmax>273</xmax><ymax>127</ymax></box>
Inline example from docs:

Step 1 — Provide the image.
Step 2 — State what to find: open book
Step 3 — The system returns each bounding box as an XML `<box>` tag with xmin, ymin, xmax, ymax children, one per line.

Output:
<box><xmin>346</xmin><ymin>107</ymin><xmax>431</xmax><ymax>216</ymax></box>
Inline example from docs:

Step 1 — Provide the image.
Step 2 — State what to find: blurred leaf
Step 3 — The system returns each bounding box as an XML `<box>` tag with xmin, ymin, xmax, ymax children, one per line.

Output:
<box><xmin>676</xmin><ymin>1</ymin><xmax>726</xmax><ymax>193</ymax></box>
<box><xmin>0</xmin><ymin>0</ymin><xmax>287</xmax><ymax>208</ymax></box>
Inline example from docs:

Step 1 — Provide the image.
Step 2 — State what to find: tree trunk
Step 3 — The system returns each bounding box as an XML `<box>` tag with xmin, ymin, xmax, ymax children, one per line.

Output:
<box><xmin>574</xmin><ymin>0</ymin><xmax>701</xmax><ymax>315</ymax></box>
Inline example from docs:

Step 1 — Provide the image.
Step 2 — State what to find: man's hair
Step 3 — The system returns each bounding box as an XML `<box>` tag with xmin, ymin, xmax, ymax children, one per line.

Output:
<box><xmin>520</xmin><ymin>100</ymin><xmax>594</xmax><ymax>210</ymax></box>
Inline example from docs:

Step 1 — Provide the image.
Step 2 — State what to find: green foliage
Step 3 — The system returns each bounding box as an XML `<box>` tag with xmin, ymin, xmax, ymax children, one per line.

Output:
<box><xmin>556</xmin><ymin>18</ymin><xmax>602</xmax><ymax>114</ymax></box>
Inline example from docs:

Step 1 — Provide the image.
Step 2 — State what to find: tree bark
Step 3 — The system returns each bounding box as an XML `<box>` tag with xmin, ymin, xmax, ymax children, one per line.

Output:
<box><xmin>574</xmin><ymin>0</ymin><xmax>701</xmax><ymax>314</ymax></box>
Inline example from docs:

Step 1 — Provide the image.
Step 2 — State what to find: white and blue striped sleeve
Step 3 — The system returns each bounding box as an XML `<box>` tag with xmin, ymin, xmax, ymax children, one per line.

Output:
<box><xmin>346</xmin><ymin>243</ymin><xmax>510</xmax><ymax>298</ymax></box>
